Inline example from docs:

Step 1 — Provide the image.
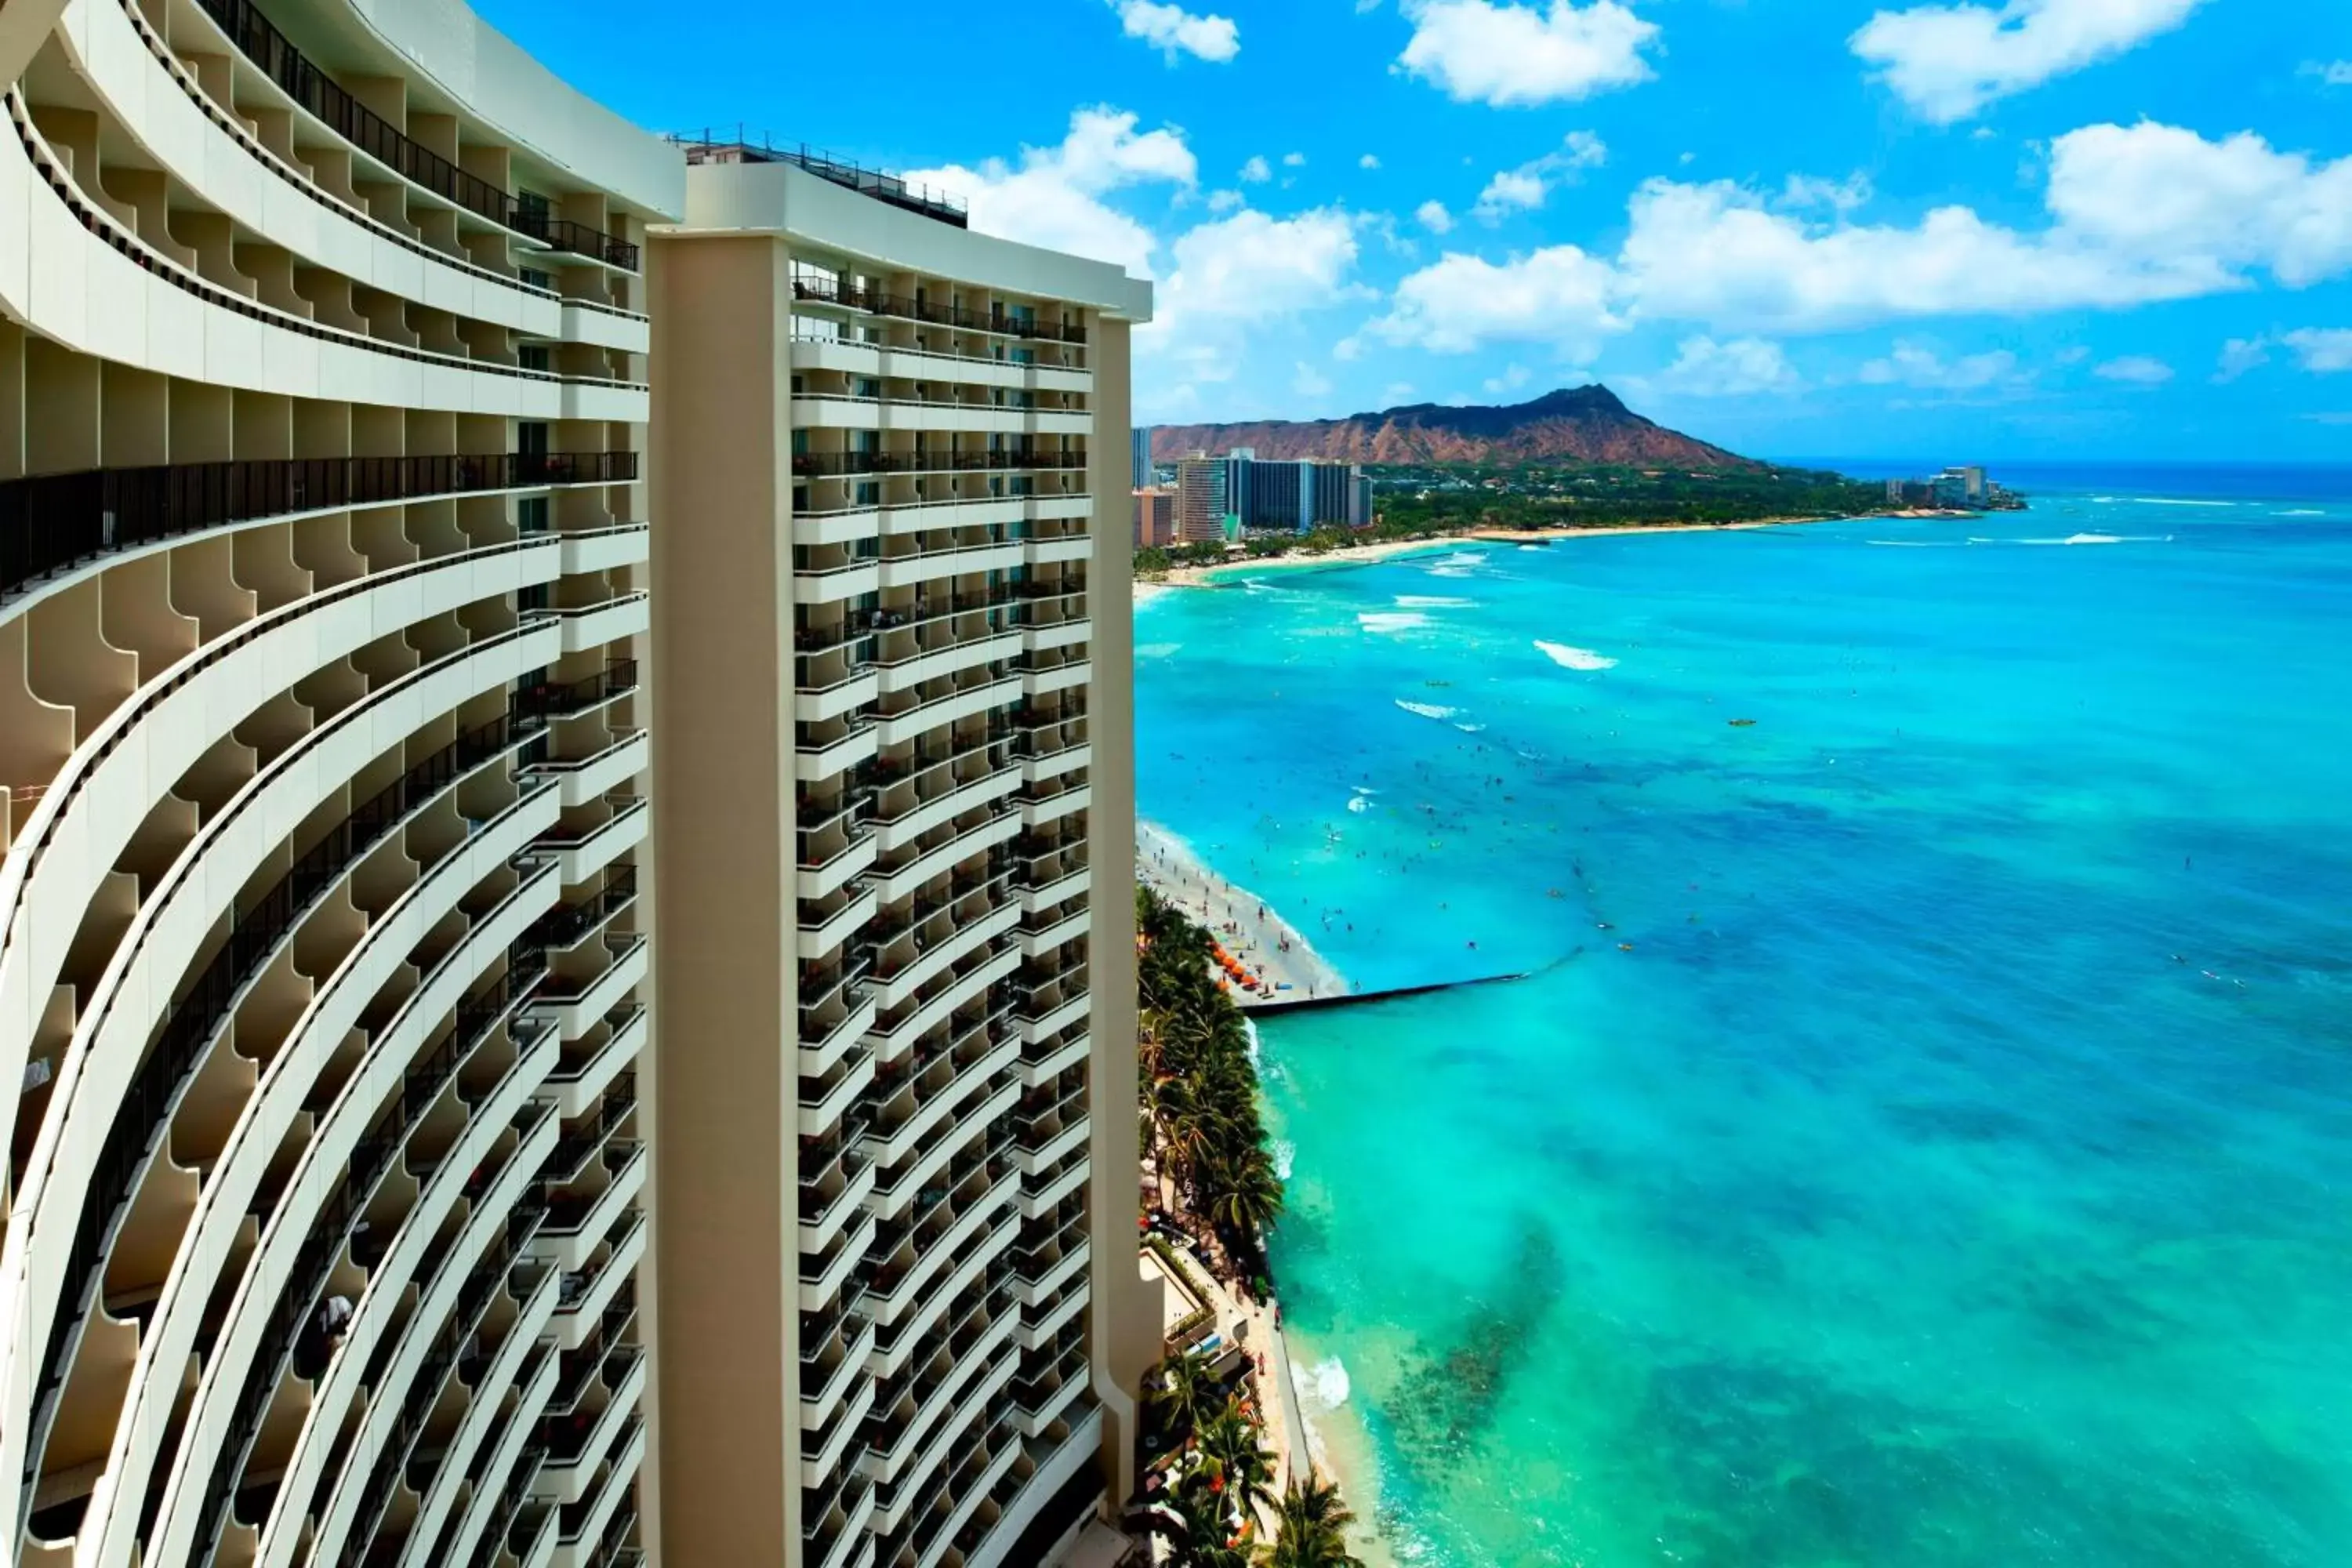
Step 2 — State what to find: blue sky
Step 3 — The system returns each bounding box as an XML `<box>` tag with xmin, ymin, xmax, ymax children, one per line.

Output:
<box><xmin>479</xmin><ymin>0</ymin><xmax>2352</xmax><ymax>463</ymax></box>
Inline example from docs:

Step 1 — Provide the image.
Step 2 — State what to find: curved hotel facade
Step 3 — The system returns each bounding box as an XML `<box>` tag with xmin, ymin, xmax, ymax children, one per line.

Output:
<box><xmin>0</xmin><ymin>2</ymin><xmax>1149</xmax><ymax>1566</ymax></box>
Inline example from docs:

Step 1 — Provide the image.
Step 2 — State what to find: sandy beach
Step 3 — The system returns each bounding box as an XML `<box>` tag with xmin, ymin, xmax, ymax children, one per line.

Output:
<box><xmin>1137</xmin><ymin>516</ymin><xmax>1892</xmax><ymax>596</ymax></box>
<box><xmin>1137</xmin><ymin>820</ymin><xmax>1349</xmax><ymax>1002</ymax></box>
<box><xmin>1143</xmin><ymin>535</ymin><xmax>1471</xmax><ymax>590</ymax></box>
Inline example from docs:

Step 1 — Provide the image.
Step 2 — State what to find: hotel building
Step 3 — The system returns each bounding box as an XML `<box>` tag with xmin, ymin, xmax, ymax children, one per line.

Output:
<box><xmin>0</xmin><ymin>4</ymin><xmax>1149</xmax><ymax>1568</ymax></box>
<box><xmin>650</xmin><ymin>145</ymin><xmax>1154</xmax><ymax>1568</ymax></box>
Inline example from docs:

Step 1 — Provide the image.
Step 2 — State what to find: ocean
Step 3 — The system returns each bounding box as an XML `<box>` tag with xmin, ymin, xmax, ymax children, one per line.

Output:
<box><xmin>1132</xmin><ymin>466</ymin><xmax>2352</xmax><ymax>1568</ymax></box>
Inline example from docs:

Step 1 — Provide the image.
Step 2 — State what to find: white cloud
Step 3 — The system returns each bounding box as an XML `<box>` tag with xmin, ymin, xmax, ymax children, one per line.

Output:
<box><xmin>1639</xmin><ymin>336</ymin><xmax>1803</xmax><ymax>397</ymax></box>
<box><xmin>1415</xmin><ymin>199</ymin><xmax>1456</xmax><ymax>234</ymax></box>
<box><xmin>1360</xmin><ymin>153</ymin><xmax>1383</xmax><ymax>170</ymax></box>
<box><xmin>1781</xmin><ymin>172</ymin><xmax>1875</xmax><ymax>214</ymax></box>
<box><xmin>1396</xmin><ymin>0</ymin><xmax>1661</xmax><ymax>107</ymax></box>
<box><xmin>907</xmin><ymin>107</ymin><xmax>1194</xmax><ymax>277</ymax></box>
<box><xmin>1148</xmin><ymin>208</ymin><xmax>1369</xmax><ymax>342</ymax></box>
<box><xmin>1294</xmin><ymin>361</ymin><xmax>1335</xmax><ymax>397</ymax></box>
<box><xmin>2282</xmin><ymin>328</ymin><xmax>2352</xmax><ymax>372</ymax></box>
<box><xmin>2212</xmin><ymin>328</ymin><xmax>2352</xmax><ymax>379</ymax></box>
<box><xmin>2094</xmin><ymin>354</ymin><xmax>2175</xmax><ymax>384</ymax></box>
<box><xmin>1851</xmin><ymin>0</ymin><xmax>2205</xmax><ymax>123</ymax></box>
<box><xmin>1858</xmin><ymin>340</ymin><xmax>2024</xmax><ymax>389</ymax></box>
<box><xmin>1112</xmin><ymin>0</ymin><xmax>1241</xmax><ymax>62</ymax></box>
<box><xmin>2215</xmin><ymin>336</ymin><xmax>2270</xmax><ymax>380</ymax></box>
<box><xmin>1207</xmin><ymin>188</ymin><xmax>1244</xmax><ymax>212</ymax></box>
<box><xmin>2301</xmin><ymin>60</ymin><xmax>2352</xmax><ymax>86</ymax></box>
<box><xmin>1367</xmin><ymin>120</ymin><xmax>2352</xmax><ymax>355</ymax></box>
<box><xmin>2046</xmin><ymin>122</ymin><xmax>2352</xmax><ymax>288</ymax></box>
<box><xmin>1474</xmin><ymin>170</ymin><xmax>1549</xmax><ymax>222</ymax></box>
<box><xmin>1240</xmin><ymin>154</ymin><xmax>1272</xmax><ymax>183</ymax></box>
<box><xmin>1381</xmin><ymin>381</ymin><xmax>1419</xmax><ymax>404</ymax></box>
<box><xmin>1370</xmin><ymin>243</ymin><xmax>1623</xmax><ymax>355</ymax></box>
<box><xmin>1284</xmin><ymin>151</ymin><xmax>1308</xmax><ymax>168</ymax></box>
<box><xmin>1472</xmin><ymin>132</ymin><xmax>1608</xmax><ymax>223</ymax></box>
<box><xmin>1483</xmin><ymin>363</ymin><xmax>1534</xmax><ymax>394</ymax></box>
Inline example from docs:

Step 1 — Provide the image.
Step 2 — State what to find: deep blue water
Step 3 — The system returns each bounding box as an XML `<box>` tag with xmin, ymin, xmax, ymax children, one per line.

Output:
<box><xmin>1133</xmin><ymin>470</ymin><xmax>2352</xmax><ymax>1568</ymax></box>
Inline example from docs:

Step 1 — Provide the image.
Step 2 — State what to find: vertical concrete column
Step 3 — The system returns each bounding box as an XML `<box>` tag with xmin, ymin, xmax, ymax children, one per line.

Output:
<box><xmin>0</xmin><ymin>322</ymin><xmax>26</xmax><ymax>481</ymax></box>
<box><xmin>24</xmin><ymin>338</ymin><xmax>98</xmax><ymax>475</ymax></box>
<box><xmin>1083</xmin><ymin>313</ymin><xmax>1154</xmax><ymax>1508</ymax></box>
<box><xmin>645</xmin><ymin>231</ymin><xmax>799</xmax><ymax>1568</ymax></box>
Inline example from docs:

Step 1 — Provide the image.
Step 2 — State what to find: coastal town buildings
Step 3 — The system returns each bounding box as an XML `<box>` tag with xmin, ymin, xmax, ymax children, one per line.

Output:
<box><xmin>1204</xmin><ymin>449</ymin><xmax>1374</xmax><ymax>535</ymax></box>
<box><xmin>1174</xmin><ymin>454</ymin><xmax>1232</xmax><ymax>543</ymax></box>
<box><xmin>1134</xmin><ymin>486</ymin><xmax>1178</xmax><ymax>548</ymax></box>
<box><xmin>0</xmin><ymin>2</ymin><xmax>1152</xmax><ymax>1567</ymax></box>
<box><xmin>1131</xmin><ymin>426</ymin><xmax>1152</xmax><ymax>490</ymax></box>
<box><xmin>1886</xmin><ymin>465</ymin><xmax>2024</xmax><ymax>510</ymax></box>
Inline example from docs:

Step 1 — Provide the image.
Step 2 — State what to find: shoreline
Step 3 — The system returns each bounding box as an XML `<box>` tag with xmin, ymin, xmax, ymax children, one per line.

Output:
<box><xmin>1134</xmin><ymin>823</ymin><xmax>1397</xmax><ymax>1559</ymax></box>
<box><xmin>1136</xmin><ymin>820</ymin><xmax>1351</xmax><ymax>1002</ymax></box>
<box><xmin>1138</xmin><ymin>510</ymin><xmax>1962</xmax><ymax>594</ymax></box>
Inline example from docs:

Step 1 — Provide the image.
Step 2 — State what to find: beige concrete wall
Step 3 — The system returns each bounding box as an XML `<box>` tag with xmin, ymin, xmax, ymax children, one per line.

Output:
<box><xmin>1084</xmin><ymin>314</ymin><xmax>1157</xmax><ymax>1508</ymax></box>
<box><xmin>645</xmin><ymin>230</ymin><xmax>800</xmax><ymax>1568</ymax></box>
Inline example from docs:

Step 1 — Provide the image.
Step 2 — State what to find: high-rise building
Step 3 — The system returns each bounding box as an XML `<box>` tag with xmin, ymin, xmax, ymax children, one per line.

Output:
<box><xmin>1134</xmin><ymin>488</ymin><xmax>1178</xmax><ymax>548</ymax></box>
<box><xmin>649</xmin><ymin>147</ymin><xmax>1155</xmax><ymax>1568</ymax></box>
<box><xmin>1131</xmin><ymin>426</ymin><xmax>1152</xmax><ymax>490</ymax></box>
<box><xmin>0</xmin><ymin>2</ymin><xmax>665</xmax><ymax>1566</ymax></box>
<box><xmin>1218</xmin><ymin>451</ymin><xmax>1367</xmax><ymax>533</ymax></box>
<box><xmin>0</xmin><ymin>5</ymin><xmax>1152</xmax><ymax>1568</ymax></box>
<box><xmin>1174</xmin><ymin>454</ymin><xmax>1229</xmax><ymax>543</ymax></box>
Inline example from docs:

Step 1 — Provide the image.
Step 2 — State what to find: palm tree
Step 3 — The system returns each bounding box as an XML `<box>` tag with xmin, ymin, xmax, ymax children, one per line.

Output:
<box><xmin>1265</xmin><ymin>1472</ymin><xmax>1362</xmax><ymax>1568</ymax></box>
<box><xmin>1148</xmin><ymin>1349</ymin><xmax>1218</xmax><ymax>1446</ymax></box>
<box><xmin>1203</xmin><ymin>1145</ymin><xmax>1284</xmax><ymax>1239</ymax></box>
<box><xmin>1196</xmin><ymin>1399</ymin><xmax>1277</xmax><ymax>1523</ymax></box>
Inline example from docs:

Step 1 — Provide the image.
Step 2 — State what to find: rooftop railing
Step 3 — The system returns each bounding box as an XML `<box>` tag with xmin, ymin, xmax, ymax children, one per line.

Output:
<box><xmin>669</xmin><ymin>132</ymin><xmax>969</xmax><ymax>230</ymax></box>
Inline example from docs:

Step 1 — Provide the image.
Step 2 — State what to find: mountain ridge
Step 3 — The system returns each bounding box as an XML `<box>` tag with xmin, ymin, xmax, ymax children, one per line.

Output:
<box><xmin>1149</xmin><ymin>385</ymin><xmax>1759</xmax><ymax>470</ymax></box>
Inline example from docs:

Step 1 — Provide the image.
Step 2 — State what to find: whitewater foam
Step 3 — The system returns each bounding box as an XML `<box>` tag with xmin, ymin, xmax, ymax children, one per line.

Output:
<box><xmin>1358</xmin><ymin>611</ymin><xmax>1432</xmax><ymax>634</ymax></box>
<box><xmin>1134</xmin><ymin>641</ymin><xmax>1181</xmax><ymax>659</ymax></box>
<box><xmin>1535</xmin><ymin>640</ymin><xmax>1619</xmax><ymax>671</ymax></box>
<box><xmin>1272</xmin><ymin>1138</ymin><xmax>1295</xmax><ymax>1181</ymax></box>
<box><xmin>1395</xmin><ymin>699</ymin><xmax>1459</xmax><ymax>720</ymax></box>
<box><xmin>1396</xmin><ymin>595</ymin><xmax>1475</xmax><ymax>608</ymax></box>
<box><xmin>1308</xmin><ymin>1356</ymin><xmax>1352</xmax><ymax>1410</ymax></box>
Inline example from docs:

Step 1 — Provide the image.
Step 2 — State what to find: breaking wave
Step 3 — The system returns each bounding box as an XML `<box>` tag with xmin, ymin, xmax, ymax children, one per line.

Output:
<box><xmin>1395</xmin><ymin>699</ymin><xmax>1459</xmax><ymax>720</ymax></box>
<box><xmin>1358</xmin><ymin>612</ymin><xmax>1431</xmax><ymax>634</ymax></box>
<box><xmin>1535</xmin><ymin>640</ymin><xmax>1618</xmax><ymax>671</ymax></box>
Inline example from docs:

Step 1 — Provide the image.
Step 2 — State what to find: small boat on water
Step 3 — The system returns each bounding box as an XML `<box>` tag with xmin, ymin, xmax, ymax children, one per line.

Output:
<box><xmin>1728</xmin><ymin>718</ymin><xmax>1759</xmax><ymax>728</ymax></box>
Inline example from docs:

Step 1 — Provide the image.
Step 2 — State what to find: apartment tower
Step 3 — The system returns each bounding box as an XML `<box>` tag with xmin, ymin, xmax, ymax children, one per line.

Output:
<box><xmin>0</xmin><ymin>0</ymin><xmax>673</xmax><ymax>1563</ymax></box>
<box><xmin>648</xmin><ymin>146</ymin><xmax>1155</xmax><ymax>1568</ymax></box>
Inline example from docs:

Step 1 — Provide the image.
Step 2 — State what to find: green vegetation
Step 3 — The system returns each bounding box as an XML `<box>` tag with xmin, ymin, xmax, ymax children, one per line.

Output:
<box><xmin>1379</xmin><ymin>460</ymin><xmax>1888</xmax><ymax>530</ymax></box>
<box><xmin>1138</xmin><ymin>884</ymin><xmax>1283</xmax><ymax>1287</ymax></box>
<box><xmin>1138</xmin><ymin>887</ymin><xmax>1365</xmax><ymax>1567</ymax></box>
<box><xmin>1134</xmin><ymin>462</ymin><xmax>1893</xmax><ymax>577</ymax></box>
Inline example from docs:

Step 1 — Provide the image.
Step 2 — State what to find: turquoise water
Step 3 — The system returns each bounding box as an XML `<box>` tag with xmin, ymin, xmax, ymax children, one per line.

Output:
<box><xmin>1133</xmin><ymin>477</ymin><xmax>2352</xmax><ymax>1568</ymax></box>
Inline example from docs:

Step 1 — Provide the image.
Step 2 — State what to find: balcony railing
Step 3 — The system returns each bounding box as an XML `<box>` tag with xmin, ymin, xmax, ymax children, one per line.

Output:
<box><xmin>0</xmin><ymin>451</ymin><xmax>637</xmax><ymax>603</ymax></box>
<box><xmin>787</xmin><ymin>278</ymin><xmax>1087</xmax><ymax>344</ymax></box>
<box><xmin>792</xmin><ymin>450</ymin><xmax>1088</xmax><ymax>479</ymax></box>
<box><xmin>193</xmin><ymin>0</ymin><xmax>641</xmax><ymax>268</ymax></box>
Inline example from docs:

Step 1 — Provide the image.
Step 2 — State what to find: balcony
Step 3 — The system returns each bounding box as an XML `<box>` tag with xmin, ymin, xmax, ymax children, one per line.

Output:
<box><xmin>0</xmin><ymin>452</ymin><xmax>637</xmax><ymax>604</ymax></box>
<box><xmin>534</xmin><ymin>935</ymin><xmax>649</xmax><ymax>1038</ymax></box>
<box><xmin>528</xmin><ymin>730</ymin><xmax>650</xmax><ymax>810</ymax></box>
<box><xmin>789</xmin><ymin>448</ymin><xmax>1087</xmax><ymax>480</ymax></box>
<box><xmin>800</xmin><ymin>1211</ymin><xmax>879</xmax><ymax>1313</ymax></box>
<box><xmin>786</xmin><ymin>278</ymin><xmax>1087</xmax><ymax>344</ymax></box>
<box><xmin>796</xmin><ymin>716</ymin><xmax>880</xmax><ymax>784</ymax></box>
<box><xmin>555</xmin><ymin>1215</ymin><xmax>646</xmax><ymax>1351</ymax></box>
<box><xmin>197</xmin><ymin>0</ymin><xmax>641</xmax><ymax>267</ymax></box>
